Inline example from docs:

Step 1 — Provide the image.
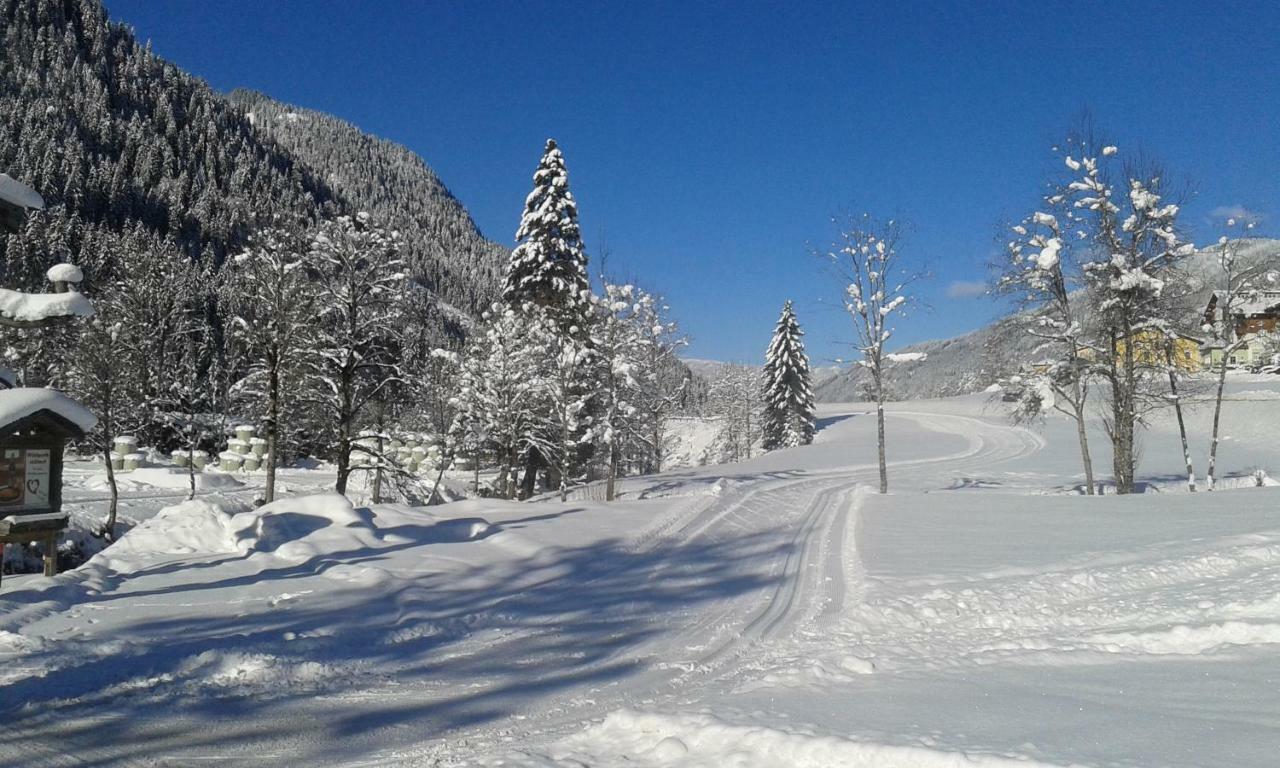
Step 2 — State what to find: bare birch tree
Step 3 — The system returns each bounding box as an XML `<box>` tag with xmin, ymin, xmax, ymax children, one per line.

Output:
<box><xmin>824</xmin><ymin>213</ymin><xmax>926</xmax><ymax>493</ymax></box>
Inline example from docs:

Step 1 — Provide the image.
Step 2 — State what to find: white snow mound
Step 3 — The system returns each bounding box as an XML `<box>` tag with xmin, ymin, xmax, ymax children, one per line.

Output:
<box><xmin>512</xmin><ymin>709</ymin><xmax>1075</xmax><ymax>767</ymax></box>
<box><xmin>99</xmin><ymin>499</ymin><xmax>239</xmax><ymax>570</ymax></box>
<box><xmin>0</xmin><ymin>287</ymin><xmax>93</xmax><ymax>323</ymax></box>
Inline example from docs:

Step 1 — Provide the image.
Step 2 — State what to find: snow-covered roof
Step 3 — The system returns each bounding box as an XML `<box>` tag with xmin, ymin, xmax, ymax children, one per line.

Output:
<box><xmin>1211</xmin><ymin>289</ymin><xmax>1280</xmax><ymax>318</ymax></box>
<box><xmin>0</xmin><ymin>287</ymin><xmax>93</xmax><ymax>324</ymax></box>
<box><xmin>0</xmin><ymin>173</ymin><xmax>45</xmax><ymax>211</ymax></box>
<box><xmin>46</xmin><ymin>263</ymin><xmax>84</xmax><ymax>284</ymax></box>
<box><xmin>0</xmin><ymin>387</ymin><xmax>97</xmax><ymax>433</ymax></box>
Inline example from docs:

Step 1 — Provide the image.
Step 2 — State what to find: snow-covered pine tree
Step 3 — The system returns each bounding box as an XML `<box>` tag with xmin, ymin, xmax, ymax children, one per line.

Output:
<box><xmin>502</xmin><ymin>139</ymin><xmax>592</xmax><ymax>334</ymax></box>
<box><xmin>501</xmin><ymin>139</ymin><xmax>597</xmax><ymax>497</ymax></box>
<box><xmin>761</xmin><ymin>300</ymin><xmax>815</xmax><ymax>450</ymax></box>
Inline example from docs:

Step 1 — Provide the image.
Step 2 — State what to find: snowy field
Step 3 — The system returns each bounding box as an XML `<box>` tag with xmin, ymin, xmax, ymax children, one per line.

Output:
<box><xmin>3</xmin><ymin>378</ymin><xmax>1280</xmax><ymax>767</ymax></box>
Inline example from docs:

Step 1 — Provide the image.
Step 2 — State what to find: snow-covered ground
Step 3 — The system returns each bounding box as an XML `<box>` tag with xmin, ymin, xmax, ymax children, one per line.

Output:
<box><xmin>3</xmin><ymin>377</ymin><xmax>1280</xmax><ymax>766</ymax></box>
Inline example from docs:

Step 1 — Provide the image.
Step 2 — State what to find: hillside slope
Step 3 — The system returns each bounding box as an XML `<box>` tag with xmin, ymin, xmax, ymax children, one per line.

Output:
<box><xmin>0</xmin><ymin>0</ymin><xmax>335</xmax><ymax>289</ymax></box>
<box><xmin>228</xmin><ymin>91</ymin><xmax>507</xmax><ymax>318</ymax></box>
<box><xmin>1</xmin><ymin>0</ymin><xmax>504</xmax><ymax>332</ymax></box>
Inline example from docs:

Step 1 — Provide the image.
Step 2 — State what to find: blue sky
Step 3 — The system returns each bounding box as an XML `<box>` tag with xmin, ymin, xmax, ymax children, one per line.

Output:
<box><xmin>106</xmin><ymin>0</ymin><xmax>1279</xmax><ymax>363</ymax></box>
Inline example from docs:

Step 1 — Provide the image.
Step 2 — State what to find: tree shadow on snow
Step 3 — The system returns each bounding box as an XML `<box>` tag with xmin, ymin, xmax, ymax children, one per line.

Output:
<box><xmin>0</xmin><ymin>508</ymin><xmax>791</xmax><ymax>765</ymax></box>
<box><xmin>815</xmin><ymin>413</ymin><xmax>856</xmax><ymax>432</ymax></box>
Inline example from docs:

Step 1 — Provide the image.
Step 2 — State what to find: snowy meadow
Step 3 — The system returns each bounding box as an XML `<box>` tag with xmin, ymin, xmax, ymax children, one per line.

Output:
<box><xmin>3</xmin><ymin>1</ymin><xmax>1280</xmax><ymax>766</ymax></box>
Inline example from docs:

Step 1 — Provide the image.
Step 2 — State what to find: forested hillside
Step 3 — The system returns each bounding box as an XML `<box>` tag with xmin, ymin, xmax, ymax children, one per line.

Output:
<box><xmin>0</xmin><ymin>0</ymin><xmax>336</xmax><ymax>290</ymax></box>
<box><xmin>0</xmin><ymin>0</ymin><xmax>517</xmax><ymax>470</ymax></box>
<box><xmin>228</xmin><ymin>90</ymin><xmax>507</xmax><ymax>321</ymax></box>
<box><xmin>1</xmin><ymin>0</ymin><xmax>505</xmax><ymax>335</ymax></box>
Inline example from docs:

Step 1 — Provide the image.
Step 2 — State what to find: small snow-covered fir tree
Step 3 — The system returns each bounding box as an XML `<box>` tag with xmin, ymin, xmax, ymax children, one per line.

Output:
<box><xmin>502</xmin><ymin>139</ymin><xmax>592</xmax><ymax>334</ymax></box>
<box><xmin>761</xmin><ymin>300</ymin><xmax>815</xmax><ymax>450</ymax></box>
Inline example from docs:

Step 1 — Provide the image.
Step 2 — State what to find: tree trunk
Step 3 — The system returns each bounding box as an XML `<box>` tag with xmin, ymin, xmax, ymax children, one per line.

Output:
<box><xmin>520</xmin><ymin>449</ymin><xmax>541</xmax><ymax>499</ymax></box>
<box><xmin>876</xmin><ymin>402</ymin><xmax>888</xmax><ymax>494</ymax></box>
<box><xmin>265</xmin><ymin>365</ymin><xmax>279</xmax><ymax>504</ymax></box>
<box><xmin>1165</xmin><ymin>344</ymin><xmax>1195</xmax><ymax>492</ymax></box>
<box><xmin>605</xmin><ymin>443</ymin><xmax>619</xmax><ymax>502</ymax></box>
<box><xmin>1068</xmin><ymin>364</ymin><xmax>1095</xmax><ymax>495</ymax></box>
<box><xmin>1112</xmin><ymin>327</ymin><xmax>1138</xmax><ymax>495</ymax></box>
<box><xmin>335</xmin><ymin>433</ymin><xmax>351</xmax><ymax>495</ymax></box>
<box><xmin>187</xmin><ymin>412</ymin><xmax>198</xmax><ymax>502</ymax></box>
<box><xmin>1207</xmin><ymin>353</ymin><xmax>1230</xmax><ymax>491</ymax></box>
<box><xmin>874</xmin><ymin>367</ymin><xmax>888</xmax><ymax>494</ymax></box>
<box><xmin>1071</xmin><ymin>400</ymin><xmax>1096</xmax><ymax>495</ymax></box>
<box><xmin>102</xmin><ymin>444</ymin><xmax>119</xmax><ymax>539</ymax></box>
<box><xmin>428</xmin><ymin>458</ymin><xmax>448</xmax><ymax>506</ymax></box>
<box><xmin>371</xmin><ymin>433</ymin><xmax>384</xmax><ymax>504</ymax></box>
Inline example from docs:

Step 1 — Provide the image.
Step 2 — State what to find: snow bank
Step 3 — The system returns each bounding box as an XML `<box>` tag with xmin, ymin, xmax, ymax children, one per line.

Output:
<box><xmin>1088</xmin><ymin>621</ymin><xmax>1280</xmax><ymax>655</ymax></box>
<box><xmin>0</xmin><ymin>287</ymin><xmax>93</xmax><ymax>323</ymax></box>
<box><xmin>228</xmin><ymin>492</ymin><xmax>369</xmax><ymax>559</ymax></box>
<box><xmin>511</xmin><ymin>709</ymin><xmax>1073</xmax><ymax>767</ymax></box>
<box><xmin>94</xmin><ymin>493</ymin><xmax>369</xmax><ymax>571</ymax></box>
<box><xmin>98</xmin><ymin>499</ymin><xmax>239</xmax><ymax>570</ymax></box>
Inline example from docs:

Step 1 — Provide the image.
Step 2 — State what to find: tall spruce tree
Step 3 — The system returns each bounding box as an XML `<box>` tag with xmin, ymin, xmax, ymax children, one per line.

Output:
<box><xmin>501</xmin><ymin>139</ymin><xmax>595</xmax><ymax>497</ymax></box>
<box><xmin>761</xmin><ymin>301</ymin><xmax>816</xmax><ymax>450</ymax></box>
<box><xmin>502</xmin><ymin>139</ymin><xmax>592</xmax><ymax>333</ymax></box>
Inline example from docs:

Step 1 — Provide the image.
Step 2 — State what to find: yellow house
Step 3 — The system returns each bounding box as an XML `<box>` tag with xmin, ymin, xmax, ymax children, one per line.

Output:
<box><xmin>1113</xmin><ymin>329</ymin><xmax>1202</xmax><ymax>373</ymax></box>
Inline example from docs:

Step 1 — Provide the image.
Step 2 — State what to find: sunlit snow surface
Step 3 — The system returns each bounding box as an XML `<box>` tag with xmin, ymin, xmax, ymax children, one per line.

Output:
<box><xmin>3</xmin><ymin>378</ymin><xmax>1280</xmax><ymax>766</ymax></box>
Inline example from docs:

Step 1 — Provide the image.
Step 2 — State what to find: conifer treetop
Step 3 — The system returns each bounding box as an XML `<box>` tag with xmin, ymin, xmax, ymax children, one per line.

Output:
<box><xmin>502</xmin><ymin>139</ymin><xmax>591</xmax><ymax>317</ymax></box>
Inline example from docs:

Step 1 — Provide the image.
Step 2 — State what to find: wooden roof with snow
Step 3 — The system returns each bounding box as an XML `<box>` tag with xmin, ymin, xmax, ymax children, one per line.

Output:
<box><xmin>0</xmin><ymin>388</ymin><xmax>96</xmax><ymax>440</ymax></box>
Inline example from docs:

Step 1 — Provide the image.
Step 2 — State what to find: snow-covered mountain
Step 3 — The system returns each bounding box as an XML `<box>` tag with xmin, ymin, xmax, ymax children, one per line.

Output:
<box><xmin>1</xmin><ymin>0</ymin><xmax>505</xmax><ymax>330</ymax></box>
<box><xmin>227</xmin><ymin>91</ymin><xmax>508</xmax><ymax>318</ymax></box>
<box><xmin>816</xmin><ymin>238</ymin><xmax>1280</xmax><ymax>402</ymax></box>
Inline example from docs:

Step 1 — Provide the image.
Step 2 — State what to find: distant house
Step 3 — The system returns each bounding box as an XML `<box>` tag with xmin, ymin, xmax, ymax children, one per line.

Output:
<box><xmin>1204</xmin><ymin>289</ymin><xmax>1280</xmax><ymax>336</ymax></box>
<box><xmin>1113</xmin><ymin>329</ymin><xmax>1203</xmax><ymax>373</ymax></box>
<box><xmin>1201</xmin><ymin>290</ymin><xmax>1280</xmax><ymax>368</ymax></box>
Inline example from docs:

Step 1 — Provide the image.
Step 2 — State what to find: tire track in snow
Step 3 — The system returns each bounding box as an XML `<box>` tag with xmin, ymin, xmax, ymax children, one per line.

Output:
<box><xmin>376</xmin><ymin>410</ymin><xmax>1048</xmax><ymax>765</ymax></box>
